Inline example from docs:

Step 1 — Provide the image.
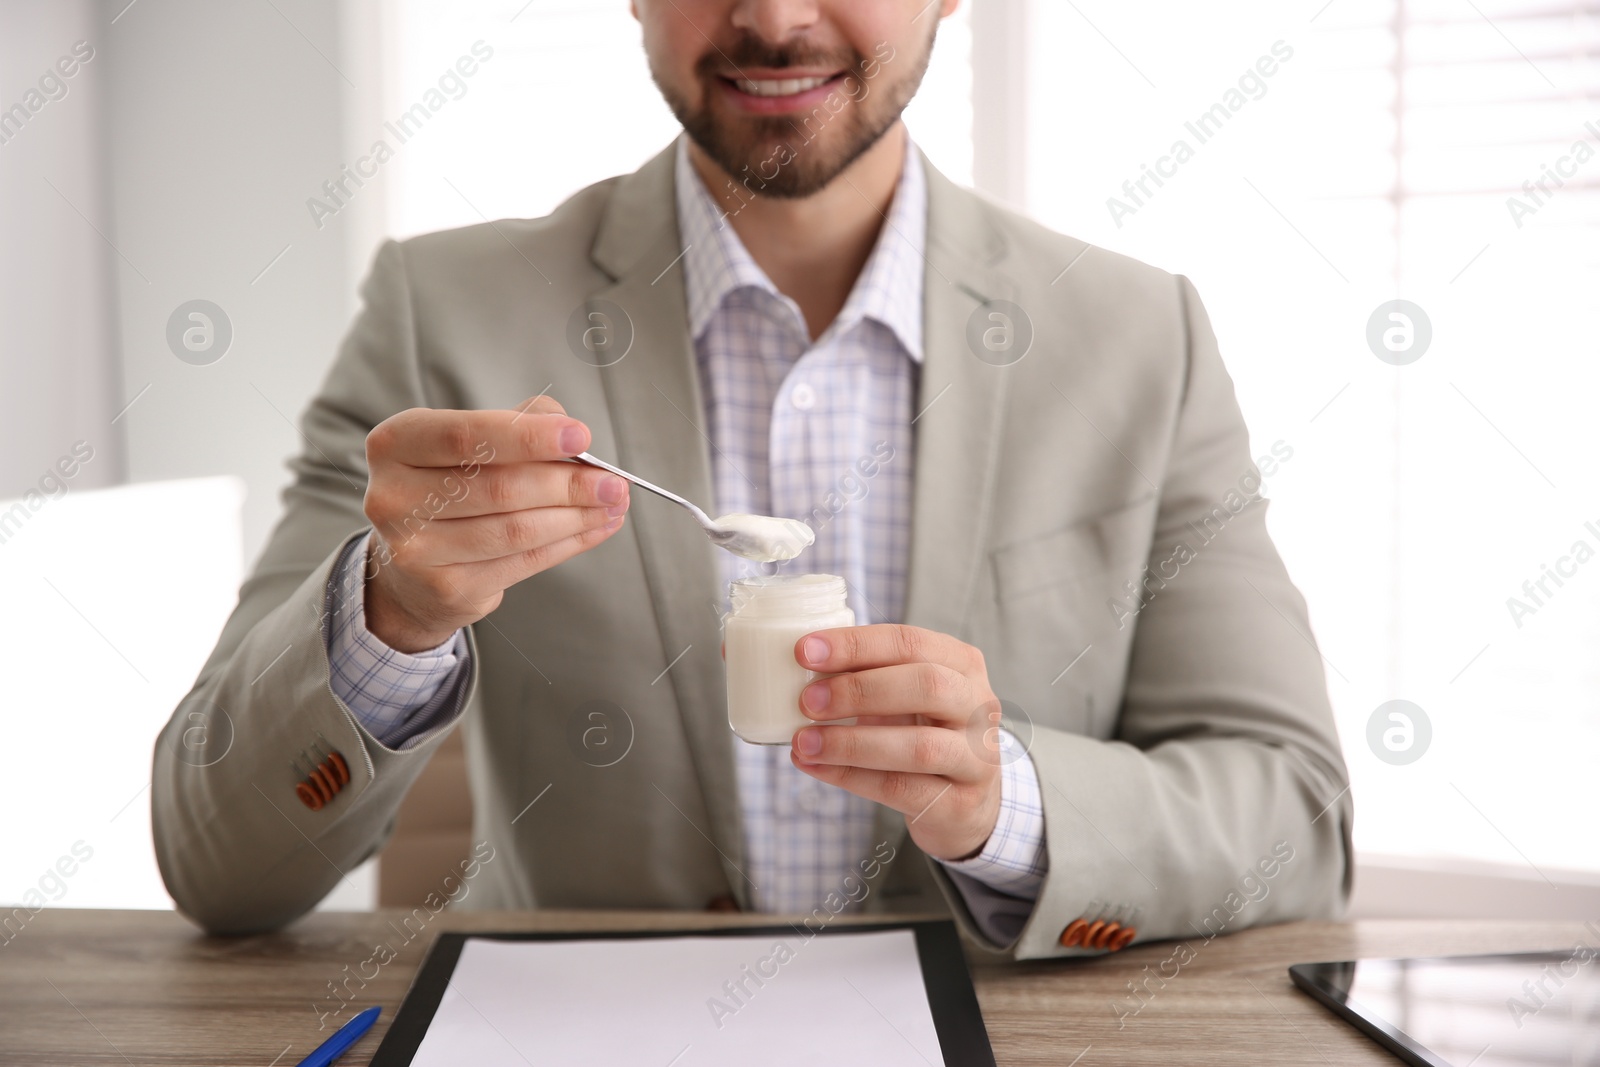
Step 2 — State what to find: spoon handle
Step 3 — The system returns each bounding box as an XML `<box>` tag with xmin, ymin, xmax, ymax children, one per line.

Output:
<box><xmin>570</xmin><ymin>453</ymin><xmax>715</xmax><ymax>527</ymax></box>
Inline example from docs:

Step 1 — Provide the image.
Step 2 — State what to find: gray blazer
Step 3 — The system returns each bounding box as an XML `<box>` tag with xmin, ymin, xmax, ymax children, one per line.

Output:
<box><xmin>151</xmin><ymin>140</ymin><xmax>1353</xmax><ymax>960</ymax></box>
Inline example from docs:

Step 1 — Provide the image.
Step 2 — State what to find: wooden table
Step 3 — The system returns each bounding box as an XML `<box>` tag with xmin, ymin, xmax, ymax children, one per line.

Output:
<box><xmin>1</xmin><ymin>909</ymin><xmax>1589</xmax><ymax>1064</ymax></box>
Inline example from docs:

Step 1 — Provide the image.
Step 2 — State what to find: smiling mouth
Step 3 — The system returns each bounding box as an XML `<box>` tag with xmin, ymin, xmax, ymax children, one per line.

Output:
<box><xmin>729</xmin><ymin>74</ymin><xmax>842</xmax><ymax>97</ymax></box>
<box><xmin>712</xmin><ymin>68</ymin><xmax>854</xmax><ymax>113</ymax></box>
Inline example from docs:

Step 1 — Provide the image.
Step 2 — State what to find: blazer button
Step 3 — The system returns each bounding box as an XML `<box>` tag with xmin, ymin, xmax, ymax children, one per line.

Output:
<box><xmin>1091</xmin><ymin>922</ymin><xmax>1121</xmax><ymax>949</ymax></box>
<box><xmin>294</xmin><ymin>749</ymin><xmax>350</xmax><ymax>811</ymax></box>
<box><xmin>1059</xmin><ymin>918</ymin><xmax>1088</xmax><ymax>948</ymax></box>
<box><xmin>705</xmin><ymin>894</ymin><xmax>740</xmax><ymax>913</ymax></box>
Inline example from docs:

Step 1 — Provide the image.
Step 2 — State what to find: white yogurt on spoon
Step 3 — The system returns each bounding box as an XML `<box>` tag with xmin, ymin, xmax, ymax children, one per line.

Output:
<box><xmin>710</xmin><ymin>514</ymin><xmax>815</xmax><ymax>563</ymax></box>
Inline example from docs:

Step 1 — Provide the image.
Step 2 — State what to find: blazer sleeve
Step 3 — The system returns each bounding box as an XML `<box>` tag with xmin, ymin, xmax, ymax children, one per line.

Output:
<box><xmin>150</xmin><ymin>239</ymin><xmax>479</xmax><ymax>934</ymax></box>
<box><xmin>933</xmin><ymin>274</ymin><xmax>1354</xmax><ymax>960</ymax></box>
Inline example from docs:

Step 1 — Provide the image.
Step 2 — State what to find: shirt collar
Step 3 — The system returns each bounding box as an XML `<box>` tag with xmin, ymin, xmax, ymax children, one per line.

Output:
<box><xmin>673</xmin><ymin>134</ymin><xmax>926</xmax><ymax>363</ymax></box>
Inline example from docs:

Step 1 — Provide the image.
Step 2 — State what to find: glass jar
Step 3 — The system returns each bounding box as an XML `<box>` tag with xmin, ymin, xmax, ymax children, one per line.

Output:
<box><xmin>724</xmin><ymin>574</ymin><xmax>855</xmax><ymax>745</ymax></box>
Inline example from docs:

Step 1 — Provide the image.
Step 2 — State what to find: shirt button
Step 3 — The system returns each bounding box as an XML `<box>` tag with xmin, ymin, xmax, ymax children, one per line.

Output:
<box><xmin>789</xmin><ymin>382</ymin><xmax>816</xmax><ymax>411</ymax></box>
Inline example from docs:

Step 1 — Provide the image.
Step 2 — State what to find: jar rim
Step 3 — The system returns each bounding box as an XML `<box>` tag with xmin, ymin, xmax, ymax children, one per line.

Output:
<box><xmin>731</xmin><ymin>573</ymin><xmax>842</xmax><ymax>590</ymax></box>
<box><xmin>728</xmin><ymin>573</ymin><xmax>849</xmax><ymax>619</ymax></box>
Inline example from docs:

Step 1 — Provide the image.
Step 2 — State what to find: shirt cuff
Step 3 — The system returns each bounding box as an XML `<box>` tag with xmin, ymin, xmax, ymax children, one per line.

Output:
<box><xmin>937</xmin><ymin>730</ymin><xmax>1048</xmax><ymax>898</ymax></box>
<box><xmin>324</xmin><ymin>531</ymin><xmax>472</xmax><ymax>750</ymax></box>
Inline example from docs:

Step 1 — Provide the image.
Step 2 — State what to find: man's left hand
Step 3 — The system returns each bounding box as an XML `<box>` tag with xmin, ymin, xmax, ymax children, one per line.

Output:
<box><xmin>790</xmin><ymin>624</ymin><xmax>1004</xmax><ymax>862</ymax></box>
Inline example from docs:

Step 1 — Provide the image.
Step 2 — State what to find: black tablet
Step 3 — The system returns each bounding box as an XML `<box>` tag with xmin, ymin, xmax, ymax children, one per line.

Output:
<box><xmin>1290</xmin><ymin>950</ymin><xmax>1600</xmax><ymax>1067</ymax></box>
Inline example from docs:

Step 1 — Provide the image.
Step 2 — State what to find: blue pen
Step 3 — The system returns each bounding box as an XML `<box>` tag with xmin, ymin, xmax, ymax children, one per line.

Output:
<box><xmin>296</xmin><ymin>1005</ymin><xmax>381</xmax><ymax>1067</ymax></box>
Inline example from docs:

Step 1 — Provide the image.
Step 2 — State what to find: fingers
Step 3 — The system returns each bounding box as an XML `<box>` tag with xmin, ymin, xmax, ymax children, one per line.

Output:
<box><xmin>792</xmin><ymin>751</ymin><xmax>1000</xmax><ymax>862</ymax></box>
<box><xmin>390</xmin><ymin>503</ymin><xmax>624</xmax><ymax>566</ymax></box>
<box><xmin>468</xmin><ymin>511</ymin><xmax>628</xmax><ymax>589</ymax></box>
<box><xmin>363</xmin><ymin>505</ymin><xmax>626</xmax><ymax>644</ymax></box>
<box><xmin>359</xmin><ymin>395</ymin><xmax>632</xmax><ymax>642</ymax></box>
<box><xmin>384</xmin><ymin>508</ymin><xmax>627</xmax><ymax>615</ymax></box>
<box><xmin>796</xmin><ymin>624</ymin><xmax>985</xmax><ymax>677</ymax></box>
<box><xmin>378</xmin><ymin>461</ymin><xmax>628</xmax><ymax>521</ymax></box>
<box><xmin>368</xmin><ymin>405</ymin><xmax>590</xmax><ymax>469</ymax></box>
<box><xmin>786</xmin><ymin>751</ymin><xmax>964</xmax><ymax>819</ymax></box>
<box><xmin>512</xmin><ymin>394</ymin><xmax>566</xmax><ymax>418</ymax></box>
<box><xmin>791</xmin><ymin>724</ymin><xmax>978</xmax><ymax>780</ymax></box>
<box><xmin>800</xmin><ymin>662</ymin><xmax>978</xmax><ymax>725</ymax></box>
<box><xmin>791</xmin><ymin>717</ymin><xmax>1005</xmax><ymax>861</ymax></box>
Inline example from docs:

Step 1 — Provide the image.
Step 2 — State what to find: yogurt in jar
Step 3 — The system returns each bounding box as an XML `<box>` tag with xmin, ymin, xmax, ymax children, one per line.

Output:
<box><xmin>724</xmin><ymin>573</ymin><xmax>854</xmax><ymax>745</ymax></box>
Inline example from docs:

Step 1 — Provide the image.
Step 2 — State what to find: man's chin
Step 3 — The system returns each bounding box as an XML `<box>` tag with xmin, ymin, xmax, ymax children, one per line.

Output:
<box><xmin>687</xmin><ymin>122</ymin><xmax>887</xmax><ymax>201</ymax></box>
<box><xmin>735</xmin><ymin>157</ymin><xmax>826</xmax><ymax>198</ymax></box>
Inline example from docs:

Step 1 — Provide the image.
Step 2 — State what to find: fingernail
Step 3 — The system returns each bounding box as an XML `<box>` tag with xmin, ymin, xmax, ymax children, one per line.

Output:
<box><xmin>802</xmin><ymin>681</ymin><xmax>830</xmax><ymax>714</ymax></box>
<box><xmin>795</xmin><ymin>728</ymin><xmax>822</xmax><ymax>756</ymax></box>
<box><xmin>559</xmin><ymin>425</ymin><xmax>587</xmax><ymax>455</ymax></box>
<box><xmin>604</xmin><ymin>514</ymin><xmax>625</xmax><ymax>530</ymax></box>
<box><xmin>606</xmin><ymin>503</ymin><xmax>628</xmax><ymax>518</ymax></box>
<box><xmin>597</xmin><ymin>475</ymin><xmax>625</xmax><ymax>505</ymax></box>
<box><xmin>801</xmin><ymin>636</ymin><xmax>829</xmax><ymax>668</ymax></box>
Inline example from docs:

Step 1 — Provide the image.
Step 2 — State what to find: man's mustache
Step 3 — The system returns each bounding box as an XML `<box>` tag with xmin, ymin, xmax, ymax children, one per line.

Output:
<box><xmin>695</xmin><ymin>34</ymin><xmax>862</xmax><ymax>78</ymax></box>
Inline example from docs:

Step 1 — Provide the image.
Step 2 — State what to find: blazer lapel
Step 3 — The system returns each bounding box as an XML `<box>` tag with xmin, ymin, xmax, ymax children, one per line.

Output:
<box><xmin>587</xmin><ymin>143</ymin><xmax>750</xmax><ymax>903</ymax></box>
<box><xmin>873</xmin><ymin>150</ymin><xmax>1017</xmax><ymax>860</ymax></box>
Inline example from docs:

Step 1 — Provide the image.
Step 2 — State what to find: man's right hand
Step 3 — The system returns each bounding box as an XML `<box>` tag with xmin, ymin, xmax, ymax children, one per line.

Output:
<box><xmin>360</xmin><ymin>395</ymin><xmax>629</xmax><ymax>653</ymax></box>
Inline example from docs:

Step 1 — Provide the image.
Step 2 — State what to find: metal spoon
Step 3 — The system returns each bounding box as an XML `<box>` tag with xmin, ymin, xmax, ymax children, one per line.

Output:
<box><xmin>571</xmin><ymin>452</ymin><xmax>814</xmax><ymax>563</ymax></box>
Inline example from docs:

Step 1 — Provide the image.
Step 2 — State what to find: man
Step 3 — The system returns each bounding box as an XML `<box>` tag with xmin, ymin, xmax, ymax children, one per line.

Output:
<box><xmin>153</xmin><ymin>0</ymin><xmax>1352</xmax><ymax>960</ymax></box>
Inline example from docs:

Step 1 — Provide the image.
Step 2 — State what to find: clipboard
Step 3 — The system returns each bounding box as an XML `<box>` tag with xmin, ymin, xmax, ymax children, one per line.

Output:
<box><xmin>370</xmin><ymin>920</ymin><xmax>995</xmax><ymax>1066</ymax></box>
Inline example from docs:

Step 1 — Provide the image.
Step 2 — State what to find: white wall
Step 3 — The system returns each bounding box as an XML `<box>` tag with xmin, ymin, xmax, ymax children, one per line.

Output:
<box><xmin>0</xmin><ymin>0</ymin><xmax>123</xmax><ymax>497</ymax></box>
<box><xmin>100</xmin><ymin>0</ymin><xmax>380</xmax><ymax>570</ymax></box>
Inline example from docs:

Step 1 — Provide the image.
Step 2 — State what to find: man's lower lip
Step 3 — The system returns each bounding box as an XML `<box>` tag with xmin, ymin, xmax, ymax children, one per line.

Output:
<box><xmin>718</xmin><ymin>74</ymin><xmax>847</xmax><ymax>114</ymax></box>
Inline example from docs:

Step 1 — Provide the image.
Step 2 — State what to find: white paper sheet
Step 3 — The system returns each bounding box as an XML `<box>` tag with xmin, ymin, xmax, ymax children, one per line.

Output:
<box><xmin>407</xmin><ymin>928</ymin><xmax>946</xmax><ymax>1066</ymax></box>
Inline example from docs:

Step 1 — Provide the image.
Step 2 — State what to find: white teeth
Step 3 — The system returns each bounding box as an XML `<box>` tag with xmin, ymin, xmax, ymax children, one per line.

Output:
<box><xmin>735</xmin><ymin>75</ymin><xmax>831</xmax><ymax>97</ymax></box>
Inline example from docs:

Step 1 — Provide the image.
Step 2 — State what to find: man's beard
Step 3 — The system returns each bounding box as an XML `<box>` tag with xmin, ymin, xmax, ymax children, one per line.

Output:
<box><xmin>651</xmin><ymin>30</ymin><xmax>933</xmax><ymax>200</ymax></box>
